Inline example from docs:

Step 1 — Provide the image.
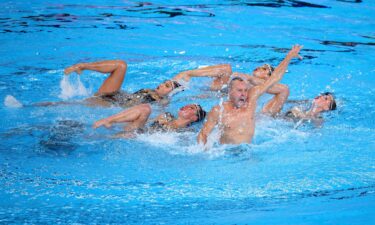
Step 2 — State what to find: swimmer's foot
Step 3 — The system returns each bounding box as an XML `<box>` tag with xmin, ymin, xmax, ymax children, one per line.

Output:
<box><xmin>93</xmin><ymin>119</ymin><xmax>112</xmax><ymax>129</ymax></box>
<box><xmin>64</xmin><ymin>63</ymin><xmax>84</xmax><ymax>75</ymax></box>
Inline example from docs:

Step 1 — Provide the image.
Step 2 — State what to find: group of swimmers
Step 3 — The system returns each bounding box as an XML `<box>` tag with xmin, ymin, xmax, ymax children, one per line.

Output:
<box><xmin>61</xmin><ymin>44</ymin><xmax>337</xmax><ymax>146</ymax></box>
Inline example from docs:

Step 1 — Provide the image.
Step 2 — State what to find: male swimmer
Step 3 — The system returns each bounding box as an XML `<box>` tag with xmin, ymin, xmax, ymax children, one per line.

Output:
<box><xmin>198</xmin><ymin>44</ymin><xmax>303</xmax><ymax>145</ymax></box>
<box><xmin>180</xmin><ymin>61</ymin><xmax>290</xmax><ymax>116</ymax></box>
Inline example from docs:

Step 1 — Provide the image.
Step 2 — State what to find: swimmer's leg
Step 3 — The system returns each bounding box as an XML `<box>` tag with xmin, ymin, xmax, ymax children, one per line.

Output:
<box><xmin>93</xmin><ymin>104</ymin><xmax>151</xmax><ymax>131</ymax></box>
<box><xmin>262</xmin><ymin>84</ymin><xmax>290</xmax><ymax>116</ymax></box>
<box><xmin>64</xmin><ymin>60</ymin><xmax>127</xmax><ymax>94</ymax></box>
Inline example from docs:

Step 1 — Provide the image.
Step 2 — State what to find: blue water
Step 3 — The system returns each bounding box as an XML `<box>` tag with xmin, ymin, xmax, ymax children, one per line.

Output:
<box><xmin>1</xmin><ymin>0</ymin><xmax>374</xmax><ymax>224</ymax></box>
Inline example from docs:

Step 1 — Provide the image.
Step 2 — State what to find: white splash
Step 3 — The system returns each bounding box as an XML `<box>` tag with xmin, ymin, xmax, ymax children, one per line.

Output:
<box><xmin>4</xmin><ymin>95</ymin><xmax>23</xmax><ymax>108</ymax></box>
<box><xmin>137</xmin><ymin>132</ymin><xmax>180</xmax><ymax>146</ymax></box>
<box><xmin>47</xmin><ymin>69</ymin><xmax>63</xmax><ymax>74</ymax></box>
<box><xmin>136</xmin><ymin>131</ymin><xmax>223</xmax><ymax>156</ymax></box>
<box><xmin>254</xmin><ymin>115</ymin><xmax>309</xmax><ymax>147</ymax></box>
<box><xmin>58</xmin><ymin>75</ymin><xmax>90</xmax><ymax>100</ymax></box>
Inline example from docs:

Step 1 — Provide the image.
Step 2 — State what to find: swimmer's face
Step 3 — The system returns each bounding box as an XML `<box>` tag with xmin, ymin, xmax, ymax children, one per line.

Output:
<box><xmin>253</xmin><ymin>65</ymin><xmax>272</xmax><ymax>80</ymax></box>
<box><xmin>178</xmin><ymin>104</ymin><xmax>199</xmax><ymax>122</ymax></box>
<box><xmin>229</xmin><ymin>80</ymin><xmax>248</xmax><ymax>108</ymax></box>
<box><xmin>313</xmin><ymin>94</ymin><xmax>334</xmax><ymax>111</ymax></box>
<box><xmin>155</xmin><ymin>80</ymin><xmax>174</xmax><ymax>96</ymax></box>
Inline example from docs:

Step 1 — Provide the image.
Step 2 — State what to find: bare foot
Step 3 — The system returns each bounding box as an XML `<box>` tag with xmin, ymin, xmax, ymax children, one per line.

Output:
<box><xmin>64</xmin><ymin>63</ymin><xmax>84</xmax><ymax>75</ymax></box>
<box><xmin>93</xmin><ymin>119</ymin><xmax>112</xmax><ymax>129</ymax></box>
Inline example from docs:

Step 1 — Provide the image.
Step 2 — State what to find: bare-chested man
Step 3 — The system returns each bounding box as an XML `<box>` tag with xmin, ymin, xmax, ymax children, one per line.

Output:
<box><xmin>198</xmin><ymin>44</ymin><xmax>303</xmax><ymax>145</ymax></box>
<box><xmin>179</xmin><ymin>61</ymin><xmax>290</xmax><ymax>117</ymax></box>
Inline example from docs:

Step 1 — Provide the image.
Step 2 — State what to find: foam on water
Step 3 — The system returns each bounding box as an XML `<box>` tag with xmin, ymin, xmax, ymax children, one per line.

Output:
<box><xmin>254</xmin><ymin>114</ymin><xmax>309</xmax><ymax>147</ymax></box>
<box><xmin>137</xmin><ymin>131</ymin><xmax>182</xmax><ymax>146</ymax></box>
<box><xmin>133</xmin><ymin>113</ymin><xmax>307</xmax><ymax>159</ymax></box>
<box><xmin>136</xmin><ymin>130</ymin><xmax>228</xmax><ymax>158</ymax></box>
<box><xmin>4</xmin><ymin>95</ymin><xmax>23</xmax><ymax>108</ymax></box>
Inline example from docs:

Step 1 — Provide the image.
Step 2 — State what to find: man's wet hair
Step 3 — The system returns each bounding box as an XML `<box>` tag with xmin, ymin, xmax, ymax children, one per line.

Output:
<box><xmin>321</xmin><ymin>92</ymin><xmax>337</xmax><ymax>110</ymax></box>
<box><xmin>228</xmin><ymin>77</ymin><xmax>245</xmax><ymax>90</ymax></box>
<box><xmin>194</xmin><ymin>104</ymin><xmax>207</xmax><ymax>122</ymax></box>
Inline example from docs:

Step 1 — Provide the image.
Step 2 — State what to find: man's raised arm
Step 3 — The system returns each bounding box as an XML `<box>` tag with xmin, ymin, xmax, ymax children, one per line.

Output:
<box><xmin>249</xmin><ymin>44</ymin><xmax>303</xmax><ymax>100</ymax></box>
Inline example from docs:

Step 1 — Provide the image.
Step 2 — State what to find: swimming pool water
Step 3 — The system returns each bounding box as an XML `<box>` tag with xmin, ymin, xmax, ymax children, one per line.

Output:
<box><xmin>0</xmin><ymin>0</ymin><xmax>374</xmax><ymax>224</ymax></box>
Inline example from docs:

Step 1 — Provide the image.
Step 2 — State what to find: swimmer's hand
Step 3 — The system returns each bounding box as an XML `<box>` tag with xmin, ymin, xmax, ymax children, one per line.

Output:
<box><xmin>287</xmin><ymin>44</ymin><xmax>303</xmax><ymax>60</ymax></box>
<box><xmin>64</xmin><ymin>63</ymin><xmax>84</xmax><ymax>75</ymax></box>
<box><xmin>93</xmin><ymin>118</ymin><xmax>112</xmax><ymax>129</ymax></box>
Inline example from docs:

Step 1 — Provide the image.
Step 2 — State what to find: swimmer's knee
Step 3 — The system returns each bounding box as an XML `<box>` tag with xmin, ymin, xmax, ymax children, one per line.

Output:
<box><xmin>280</xmin><ymin>84</ymin><xmax>290</xmax><ymax>99</ymax></box>
<box><xmin>283</xmin><ymin>87</ymin><xmax>290</xmax><ymax>98</ymax></box>
<box><xmin>139</xmin><ymin>103</ymin><xmax>152</xmax><ymax>115</ymax></box>
<box><xmin>116</xmin><ymin>60</ymin><xmax>127</xmax><ymax>70</ymax></box>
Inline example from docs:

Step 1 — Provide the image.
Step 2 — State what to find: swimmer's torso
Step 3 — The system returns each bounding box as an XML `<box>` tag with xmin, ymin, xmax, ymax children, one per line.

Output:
<box><xmin>149</xmin><ymin>112</ymin><xmax>176</xmax><ymax>132</ymax></box>
<box><xmin>285</xmin><ymin>107</ymin><xmax>309</xmax><ymax>121</ymax></box>
<box><xmin>219</xmin><ymin>102</ymin><xmax>256</xmax><ymax>144</ymax></box>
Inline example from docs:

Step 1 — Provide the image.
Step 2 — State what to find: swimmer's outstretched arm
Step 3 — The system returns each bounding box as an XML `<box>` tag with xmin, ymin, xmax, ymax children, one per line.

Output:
<box><xmin>65</xmin><ymin>60</ymin><xmax>128</xmax><ymax>94</ymax></box>
<box><xmin>198</xmin><ymin>105</ymin><xmax>220</xmax><ymax>146</ymax></box>
<box><xmin>93</xmin><ymin>103</ymin><xmax>151</xmax><ymax>131</ymax></box>
<box><xmin>173</xmin><ymin>64</ymin><xmax>232</xmax><ymax>90</ymax></box>
<box><xmin>173</xmin><ymin>64</ymin><xmax>232</xmax><ymax>81</ymax></box>
<box><xmin>248</xmin><ymin>45</ymin><xmax>302</xmax><ymax>101</ymax></box>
